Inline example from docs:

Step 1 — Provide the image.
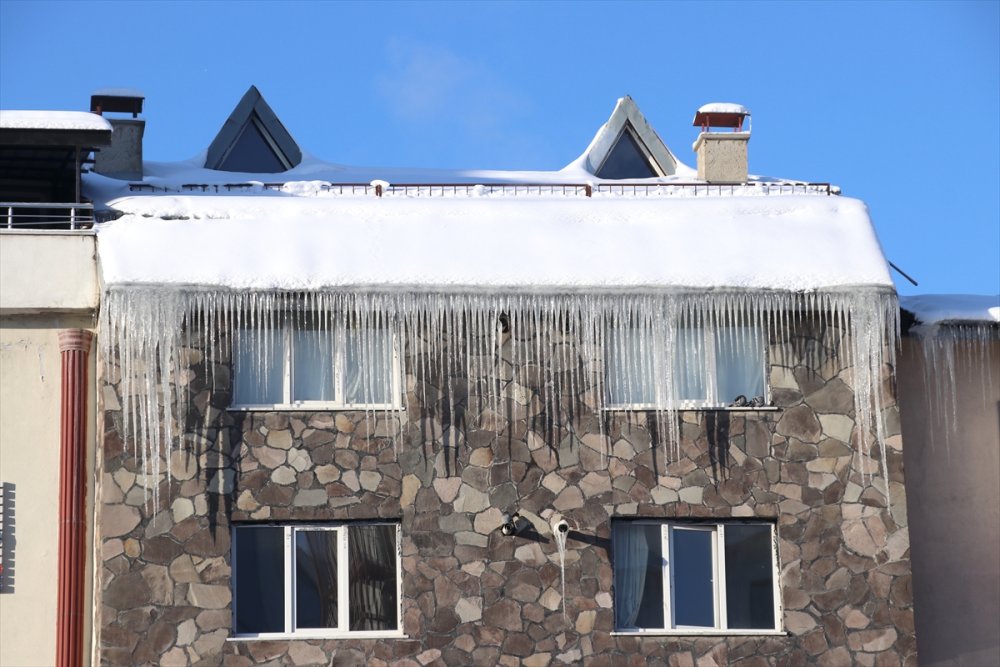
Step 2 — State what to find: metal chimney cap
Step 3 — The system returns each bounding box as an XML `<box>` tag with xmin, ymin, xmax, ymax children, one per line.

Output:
<box><xmin>693</xmin><ymin>102</ymin><xmax>750</xmax><ymax>131</ymax></box>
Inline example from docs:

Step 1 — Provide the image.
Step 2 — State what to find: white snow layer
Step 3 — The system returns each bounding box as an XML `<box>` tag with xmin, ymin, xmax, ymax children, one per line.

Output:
<box><xmin>900</xmin><ymin>294</ymin><xmax>1000</xmax><ymax>324</ymax></box>
<box><xmin>0</xmin><ymin>110</ymin><xmax>112</xmax><ymax>132</ymax></box>
<box><xmin>92</xmin><ymin>87</ymin><xmax>145</xmax><ymax>98</ymax></box>
<box><xmin>698</xmin><ymin>102</ymin><xmax>750</xmax><ymax>116</ymax></box>
<box><xmin>97</xmin><ymin>194</ymin><xmax>893</xmax><ymax>291</ymax></box>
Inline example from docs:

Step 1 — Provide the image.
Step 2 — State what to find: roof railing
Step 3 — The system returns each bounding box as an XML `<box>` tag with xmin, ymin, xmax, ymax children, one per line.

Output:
<box><xmin>127</xmin><ymin>181</ymin><xmax>837</xmax><ymax>197</ymax></box>
<box><xmin>1</xmin><ymin>202</ymin><xmax>96</xmax><ymax>231</ymax></box>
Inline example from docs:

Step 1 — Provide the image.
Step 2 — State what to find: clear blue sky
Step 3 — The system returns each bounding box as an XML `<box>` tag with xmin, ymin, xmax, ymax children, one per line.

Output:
<box><xmin>2</xmin><ymin>0</ymin><xmax>997</xmax><ymax>296</ymax></box>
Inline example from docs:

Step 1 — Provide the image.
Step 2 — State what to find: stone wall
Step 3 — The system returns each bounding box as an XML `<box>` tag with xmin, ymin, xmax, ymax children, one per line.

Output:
<box><xmin>96</xmin><ymin>314</ymin><xmax>916</xmax><ymax>666</ymax></box>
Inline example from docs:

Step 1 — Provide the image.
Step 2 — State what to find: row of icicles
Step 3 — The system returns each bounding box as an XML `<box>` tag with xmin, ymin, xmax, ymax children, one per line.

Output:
<box><xmin>100</xmin><ymin>287</ymin><xmax>900</xmax><ymax>510</ymax></box>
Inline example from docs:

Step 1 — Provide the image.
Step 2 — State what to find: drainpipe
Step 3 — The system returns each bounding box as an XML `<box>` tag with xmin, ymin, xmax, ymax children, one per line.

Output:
<box><xmin>56</xmin><ymin>329</ymin><xmax>92</xmax><ymax>667</ymax></box>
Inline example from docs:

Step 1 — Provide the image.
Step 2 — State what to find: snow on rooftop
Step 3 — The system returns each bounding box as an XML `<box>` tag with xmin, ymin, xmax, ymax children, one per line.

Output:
<box><xmin>92</xmin><ymin>87</ymin><xmax>145</xmax><ymax>98</ymax></box>
<box><xmin>697</xmin><ymin>102</ymin><xmax>750</xmax><ymax>116</ymax></box>
<box><xmin>96</xmin><ymin>194</ymin><xmax>892</xmax><ymax>292</ymax></box>
<box><xmin>901</xmin><ymin>294</ymin><xmax>1000</xmax><ymax>325</ymax></box>
<box><xmin>0</xmin><ymin>110</ymin><xmax>112</xmax><ymax>132</ymax></box>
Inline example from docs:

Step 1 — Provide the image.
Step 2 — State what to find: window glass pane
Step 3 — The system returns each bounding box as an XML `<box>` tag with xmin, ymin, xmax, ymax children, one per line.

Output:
<box><xmin>233</xmin><ymin>526</ymin><xmax>284</xmax><ymax>634</ymax></box>
<box><xmin>715</xmin><ymin>326</ymin><xmax>766</xmax><ymax>404</ymax></box>
<box><xmin>672</xmin><ymin>328</ymin><xmax>708</xmax><ymax>402</ymax></box>
<box><xmin>343</xmin><ymin>329</ymin><xmax>392</xmax><ymax>405</ymax></box>
<box><xmin>671</xmin><ymin>527</ymin><xmax>715</xmax><ymax>627</ymax></box>
<box><xmin>596</xmin><ymin>129</ymin><xmax>658</xmax><ymax>179</ymax></box>
<box><xmin>613</xmin><ymin>523</ymin><xmax>664</xmax><ymax>629</ymax></box>
<box><xmin>724</xmin><ymin>524</ymin><xmax>775</xmax><ymax>629</ymax></box>
<box><xmin>292</xmin><ymin>327</ymin><xmax>335</xmax><ymax>402</ymax></box>
<box><xmin>348</xmin><ymin>524</ymin><xmax>398</xmax><ymax>631</ymax></box>
<box><xmin>295</xmin><ymin>529</ymin><xmax>339</xmax><ymax>629</ymax></box>
<box><xmin>606</xmin><ymin>328</ymin><xmax>657</xmax><ymax>405</ymax></box>
<box><xmin>218</xmin><ymin>118</ymin><xmax>287</xmax><ymax>173</ymax></box>
<box><xmin>234</xmin><ymin>327</ymin><xmax>283</xmax><ymax>405</ymax></box>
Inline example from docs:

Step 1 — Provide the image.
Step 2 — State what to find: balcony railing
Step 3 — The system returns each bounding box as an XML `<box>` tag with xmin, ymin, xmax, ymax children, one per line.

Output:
<box><xmin>1</xmin><ymin>203</ymin><xmax>95</xmax><ymax>230</ymax></box>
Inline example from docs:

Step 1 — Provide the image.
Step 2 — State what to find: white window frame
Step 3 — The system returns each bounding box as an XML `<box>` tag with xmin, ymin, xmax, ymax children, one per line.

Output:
<box><xmin>231</xmin><ymin>523</ymin><xmax>404</xmax><ymax>640</ymax></box>
<box><xmin>231</xmin><ymin>324</ymin><xmax>402</xmax><ymax>411</ymax></box>
<box><xmin>604</xmin><ymin>323</ymin><xmax>769</xmax><ymax>411</ymax></box>
<box><xmin>613</xmin><ymin>521</ymin><xmax>783</xmax><ymax>636</ymax></box>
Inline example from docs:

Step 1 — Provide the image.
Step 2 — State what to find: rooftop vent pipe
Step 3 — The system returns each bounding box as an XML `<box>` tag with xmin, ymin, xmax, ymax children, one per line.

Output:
<box><xmin>692</xmin><ymin>102</ymin><xmax>750</xmax><ymax>184</ymax></box>
<box><xmin>91</xmin><ymin>89</ymin><xmax>145</xmax><ymax>181</ymax></box>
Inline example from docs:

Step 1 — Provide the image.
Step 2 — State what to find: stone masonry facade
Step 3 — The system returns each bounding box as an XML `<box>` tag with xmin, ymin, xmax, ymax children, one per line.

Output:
<box><xmin>96</xmin><ymin>313</ymin><xmax>916</xmax><ymax>666</ymax></box>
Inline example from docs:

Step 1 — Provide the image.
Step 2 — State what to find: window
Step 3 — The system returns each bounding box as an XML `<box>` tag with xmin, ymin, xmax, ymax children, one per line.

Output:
<box><xmin>596</xmin><ymin>125</ymin><xmax>661</xmax><ymax>179</ymax></box>
<box><xmin>605</xmin><ymin>324</ymin><xmax>767</xmax><ymax>408</ymax></box>
<box><xmin>232</xmin><ymin>321</ymin><xmax>399</xmax><ymax>409</ymax></box>
<box><xmin>613</xmin><ymin>521</ymin><xmax>779</xmax><ymax>633</ymax></box>
<box><xmin>232</xmin><ymin>523</ymin><xmax>401</xmax><ymax>638</ymax></box>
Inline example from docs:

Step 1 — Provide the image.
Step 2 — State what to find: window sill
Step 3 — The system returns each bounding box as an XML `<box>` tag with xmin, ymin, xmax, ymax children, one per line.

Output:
<box><xmin>229</xmin><ymin>405</ymin><xmax>403</xmax><ymax>413</ymax></box>
<box><xmin>611</xmin><ymin>629</ymin><xmax>788</xmax><ymax>637</ymax></box>
<box><xmin>603</xmin><ymin>406</ymin><xmax>781</xmax><ymax>413</ymax></box>
<box><xmin>229</xmin><ymin>631</ymin><xmax>408</xmax><ymax>641</ymax></box>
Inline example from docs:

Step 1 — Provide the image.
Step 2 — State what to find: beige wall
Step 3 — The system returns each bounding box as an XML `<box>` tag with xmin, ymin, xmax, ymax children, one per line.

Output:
<box><xmin>898</xmin><ymin>334</ymin><xmax>1000</xmax><ymax>667</ymax></box>
<box><xmin>0</xmin><ymin>232</ymin><xmax>99</xmax><ymax>667</ymax></box>
<box><xmin>0</xmin><ymin>232</ymin><xmax>98</xmax><ymax>313</ymax></box>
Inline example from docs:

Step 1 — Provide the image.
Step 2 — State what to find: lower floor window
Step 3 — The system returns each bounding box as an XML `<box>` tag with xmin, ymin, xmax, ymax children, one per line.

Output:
<box><xmin>613</xmin><ymin>521</ymin><xmax>779</xmax><ymax>632</ymax></box>
<box><xmin>233</xmin><ymin>523</ymin><xmax>400</xmax><ymax>637</ymax></box>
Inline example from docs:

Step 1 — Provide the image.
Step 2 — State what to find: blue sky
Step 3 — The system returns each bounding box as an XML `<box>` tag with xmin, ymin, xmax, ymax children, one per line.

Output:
<box><xmin>2</xmin><ymin>0</ymin><xmax>997</xmax><ymax>296</ymax></box>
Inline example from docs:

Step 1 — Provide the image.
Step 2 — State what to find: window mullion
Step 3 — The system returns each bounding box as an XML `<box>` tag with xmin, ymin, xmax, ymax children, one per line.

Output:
<box><xmin>664</xmin><ymin>524</ymin><xmax>673</xmax><ymax>630</ymax></box>
<box><xmin>283</xmin><ymin>325</ymin><xmax>293</xmax><ymax>405</ymax></box>
<box><xmin>771</xmin><ymin>524</ymin><xmax>782</xmax><ymax>631</ymax></box>
<box><xmin>284</xmin><ymin>526</ymin><xmax>294</xmax><ymax>634</ymax></box>
<box><xmin>705</xmin><ymin>325</ymin><xmax>718</xmax><ymax>405</ymax></box>
<box><xmin>716</xmin><ymin>524</ymin><xmax>727</xmax><ymax>631</ymax></box>
<box><xmin>334</xmin><ymin>327</ymin><xmax>345</xmax><ymax>408</ymax></box>
<box><xmin>339</xmin><ymin>527</ymin><xmax>350</xmax><ymax>630</ymax></box>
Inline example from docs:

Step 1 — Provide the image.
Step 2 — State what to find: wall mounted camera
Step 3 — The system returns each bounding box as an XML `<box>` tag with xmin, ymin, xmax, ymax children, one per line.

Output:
<box><xmin>500</xmin><ymin>511</ymin><xmax>524</xmax><ymax>536</ymax></box>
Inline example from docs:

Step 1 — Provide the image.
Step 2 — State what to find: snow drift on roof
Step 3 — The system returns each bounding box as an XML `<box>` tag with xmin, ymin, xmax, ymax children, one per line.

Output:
<box><xmin>97</xmin><ymin>193</ymin><xmax>892</xmax><ymax>291</ymax></box>
<box><xmin>900</xmin><ymin>294</ymin><xmax>1000</xmax><ymax>325</ymax></box>
<box><xmin>0</xmin><ymin>110</ymin><xmax>112</xmax><ymax>132</ymax></box>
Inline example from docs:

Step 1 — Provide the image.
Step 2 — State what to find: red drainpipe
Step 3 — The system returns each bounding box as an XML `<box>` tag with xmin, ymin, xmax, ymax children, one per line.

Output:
<box><xmin>56</xmin><ymin>329</ymin><xmax>93</xmax><ymax>667</ymax></box>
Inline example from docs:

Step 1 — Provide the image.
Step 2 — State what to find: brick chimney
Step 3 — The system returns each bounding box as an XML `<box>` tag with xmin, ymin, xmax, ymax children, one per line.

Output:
<box><xmin>692</xmin><ymin>103</ymin><xmax>750</xmax><ymax>183</ymax></box>
<box><xmin>91</xmin><ymin>89</ymin><xmax>145</xmax><ymax>181</ymax></box>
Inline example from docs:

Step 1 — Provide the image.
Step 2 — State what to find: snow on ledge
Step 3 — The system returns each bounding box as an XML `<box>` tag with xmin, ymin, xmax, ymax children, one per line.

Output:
<box><xmin>698</xmin><ymin>102</ymin><xmax>750</xmax><ymax>116</ymax></box>
<box><xmin>96</xmin><ymin>194</ymin><xmax>893</xmax><ymax>292</ymax></box>
<box><xmin>900</xmin><ymin>294</ymin><xmax>1000</xmax><ymax>325</ymax></box>
<box><xmin>92</xmin><ymin>87</ymin><xmax>145</xmax><ymax>98</ymax></box>
<box><xmin>0</xmin><ymin>110</ymin><xmax>112</xmax><ymax>132</ymax></box>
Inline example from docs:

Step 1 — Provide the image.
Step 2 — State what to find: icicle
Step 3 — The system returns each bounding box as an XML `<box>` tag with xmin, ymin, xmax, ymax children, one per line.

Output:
<box><xmin>101</xmin><ymin>286</ymin><xmax>902</xmax><ymax>505</ymax></box>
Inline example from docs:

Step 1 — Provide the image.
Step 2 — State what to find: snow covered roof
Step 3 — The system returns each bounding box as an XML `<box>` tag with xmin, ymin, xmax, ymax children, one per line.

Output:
<box><xmin>0</xmin><ymin>110</ymin><xmax>112</xmax><ymax>132</ymax></box>
<box><xmin>900</xmin><ymin>294</ymin><xmax>1000</xmax><ymax>325</ymax></box>
<box><xmin>96</xmin><ymin>193</ymin><xmax>892</xmax><ymax>291</ymax></box>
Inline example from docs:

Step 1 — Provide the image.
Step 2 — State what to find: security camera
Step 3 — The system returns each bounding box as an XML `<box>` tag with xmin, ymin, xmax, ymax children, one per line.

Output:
<box><xmin>501</xmin><ymin>512</ymin><xmax>521</xmax><ymax>536</ymax></box>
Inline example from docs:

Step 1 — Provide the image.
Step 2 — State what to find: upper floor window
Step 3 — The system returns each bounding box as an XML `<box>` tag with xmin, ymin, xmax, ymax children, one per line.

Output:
<box><xmin>605</xmin><ymin>324</ymin><xmax>767</xmax><ymax>409</ymax></box>
<box><xmin>613</xmin><ymin>521</ymin><xmax>779</xmax><ymax>633</ymax></box>
<box><xmin>596</xmin><ymin>125</ymin><xmax>661</xmax><ymax>179</ymax></box>
<box><xmin>232</xmin><ymin>321</ymin><xmax>399</xmax><ymax>409</ymax></box>
<box><xmin>232</xmin><ymin>523</ymin><xmax>401</xmax><ymax>638</ymax></box>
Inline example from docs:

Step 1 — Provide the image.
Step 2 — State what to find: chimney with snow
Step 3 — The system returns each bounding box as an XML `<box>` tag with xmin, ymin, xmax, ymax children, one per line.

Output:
<box><xmin>692</xmin><ymin>103</ymin><xmax>750</xmax><ymax>183</ymax></box>
<box><xmin>91</xmin><ymin>89</ymin><xmax>145</xmax><ymax>181</ymax></box>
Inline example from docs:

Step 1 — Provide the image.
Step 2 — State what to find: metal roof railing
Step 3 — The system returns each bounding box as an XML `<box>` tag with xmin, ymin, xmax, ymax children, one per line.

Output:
<box><xmin>1</xmin><ymin>202</ymin><xmax>96</xmax><ymax>230</ymax></box>
<box><xmin>127</xmin><ymin>181</ymin><xmax>838</xmax><ymax>197</ymax></box>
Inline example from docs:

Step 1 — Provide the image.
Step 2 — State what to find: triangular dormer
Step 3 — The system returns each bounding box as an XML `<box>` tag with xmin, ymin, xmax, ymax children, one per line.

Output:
<box><xmin>205</xmin><ymin>86</ymin><xmax>302</xmax><ymax>173</ymax></box>
<box><xmin>577</xmin><ymin>96</ymin><xmax>680</xmax><ymax>179</ymax></box>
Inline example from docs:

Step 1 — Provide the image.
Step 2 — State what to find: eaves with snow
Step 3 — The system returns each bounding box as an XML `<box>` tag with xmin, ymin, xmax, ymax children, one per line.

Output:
<box><xmin>87</xmin><ymin>89</ymin><xmax>892</xmax><ymax>294</ymax></box>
